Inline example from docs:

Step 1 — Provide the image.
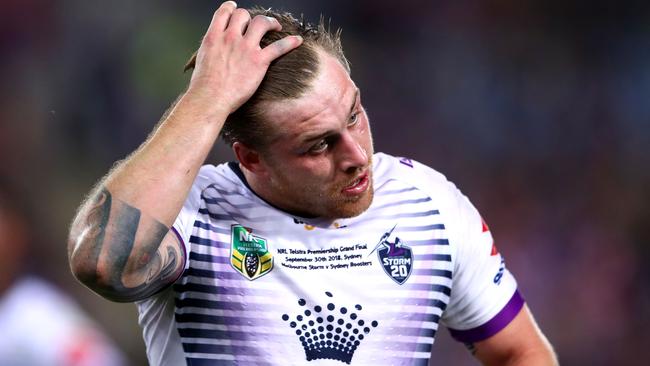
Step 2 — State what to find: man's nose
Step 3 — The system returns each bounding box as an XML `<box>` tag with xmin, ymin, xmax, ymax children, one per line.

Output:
<box><xmin>337</xmin><ymin>132</ymin><xmax>368</xmax><ymax>173</ymax></box>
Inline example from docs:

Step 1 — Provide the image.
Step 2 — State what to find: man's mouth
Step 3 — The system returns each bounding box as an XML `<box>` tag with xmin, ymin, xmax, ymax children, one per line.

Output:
<box><xmin>341</xmin><ymin>172</ymin><xmax>370</xmax><ymax>196</ymax></box>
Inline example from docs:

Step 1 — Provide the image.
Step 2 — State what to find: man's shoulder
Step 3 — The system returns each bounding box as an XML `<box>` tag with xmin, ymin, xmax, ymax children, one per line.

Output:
<box><xmin>193</xmin><ymin>162</ymin><xmax>241</xmax><ymax>190</ymax></box>
<box><xmin>180</xmin><ymin>162</ymin><xmax>248</xmax><ymax>208</ymax></box>
<box><xmin>373</xmin><ymin>152</ymin><xmax>452</xmax><ymax>192</ymax></box>
<box><xmin>196</xmin><ymin>162</ymin><xmax>228</xmax><ymax>181</ymax></box>
<box><xmin>373</xmin><ymin>152</ymin><xmax>467</xmax><ymax>215</ymax></box>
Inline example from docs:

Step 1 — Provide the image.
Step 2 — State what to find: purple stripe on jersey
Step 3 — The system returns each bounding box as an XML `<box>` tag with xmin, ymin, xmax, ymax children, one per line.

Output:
<box><xmin>374</xmin><ymin>197</ymin><xmax>432</xmax><ymax>211</ymax></box>
<box><xmin>400</xmin><ymin>223</ymin><xmax>446</xmax><ymax>231</ymax></box>
<box><xmin>193</xmin><ymin>220</ymin><xmax>230</xmax><ymax>234</ymax></box>
<box><xmin>171</xmin><ymin>226</ymin><xmax>188</xmax><ymax>283</ymax></box>
<box><xmin>448</xmin><ymin>290</ymin><xmax>524</xmax><ymax>343</ymax></box>
<box><xmin>189</xmin><ymin>235</ymin><xmax>230</xmax><ymax>248</ymax></box>
<box><xmin>375</xmin><ymin>186</ymin><xmax>418</xmax><ymax>196</ymax></box>
<box><xmin>409</xmin><ymin>238</ymin><xmax>450</xmax><ymax>245</ymax></box>
<box><xmin>203</xmin><ymin>183</ymin><xmax>243</xmax><ymax>196</ymax></box>
<box><xmin>203</xmin><ymin>196</ymin><xmax>258</xmax><ymax>209</ymax></box>
<box><xmin>188</xmin><ymin>251</ymin><xmax>229</xmax><ymax>264</ymax></box>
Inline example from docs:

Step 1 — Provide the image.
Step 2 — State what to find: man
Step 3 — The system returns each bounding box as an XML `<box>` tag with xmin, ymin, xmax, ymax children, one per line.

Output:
<box><xmin>68</xmin><ymin>2</ymin><xmax>557</xmax><ymax>365</ymax></box>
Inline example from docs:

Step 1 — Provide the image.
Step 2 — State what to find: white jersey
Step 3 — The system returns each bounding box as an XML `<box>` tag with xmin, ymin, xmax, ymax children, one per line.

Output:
<box><xmin>136</xmin><ymin>153</ymin><xmax>523</xmax><ymax>366</ymax></box>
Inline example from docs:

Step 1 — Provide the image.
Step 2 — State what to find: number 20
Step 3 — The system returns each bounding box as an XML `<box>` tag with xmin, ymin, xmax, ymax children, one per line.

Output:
<box><xmin>390</xmin><ymin>265</ymin><xmax>408</xmax><ymax>277</ymax></box>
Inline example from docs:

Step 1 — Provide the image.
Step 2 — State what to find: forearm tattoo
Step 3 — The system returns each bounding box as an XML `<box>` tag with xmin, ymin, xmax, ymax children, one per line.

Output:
<box><xmin>72</xmin><ymin>188</ymin><xmax>184</xmax><ymax>302</ymax></box>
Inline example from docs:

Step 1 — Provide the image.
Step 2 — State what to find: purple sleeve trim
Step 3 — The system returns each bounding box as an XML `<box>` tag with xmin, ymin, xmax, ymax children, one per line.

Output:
<box><xmin>170</xmin><ymin>226</ymin><xmax>188</xmax><ymax>283</ymax></box>
<box><xmin>448</xmin><ymin>290</ymin><xmax>525</xmax><ymax>343</ymax></box>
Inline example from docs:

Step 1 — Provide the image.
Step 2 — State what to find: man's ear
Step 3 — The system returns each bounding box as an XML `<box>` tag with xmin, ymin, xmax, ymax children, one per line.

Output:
<box><xmin>232</xmin><ymin>142</ymin><xmax>267</xmax><ymax>175</ymax></box>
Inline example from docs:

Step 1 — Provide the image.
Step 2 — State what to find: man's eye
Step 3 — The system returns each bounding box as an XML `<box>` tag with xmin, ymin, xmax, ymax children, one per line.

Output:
<box><xmin>348</xmin><ymin>112</ymin><xmax>359</xmax><ymax>126</ymax></box>
<box><xmin>309</xmin><ymin>140</ymin><xmax>328</xmax><ymax>154</ymax></box>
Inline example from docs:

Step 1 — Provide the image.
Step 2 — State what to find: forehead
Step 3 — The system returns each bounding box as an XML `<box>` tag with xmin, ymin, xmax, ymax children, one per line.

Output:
<box><xmin>261</xmin><ymin>51</ymin><xmax>358</xmax><ymax>140</ymax></box>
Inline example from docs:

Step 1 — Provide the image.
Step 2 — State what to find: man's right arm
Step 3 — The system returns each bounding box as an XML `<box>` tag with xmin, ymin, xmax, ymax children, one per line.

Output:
<box><xmin>67</xmin><ymin>1</ymin><xmax>302</xmax><ymax>302</ymax></box>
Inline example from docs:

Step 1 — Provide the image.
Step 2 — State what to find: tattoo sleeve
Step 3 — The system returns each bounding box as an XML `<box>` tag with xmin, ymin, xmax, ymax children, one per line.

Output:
<box><xmin>70</xmin><ymin>188</ymin><xmax>185</xmax><ymax>302</ymax></box>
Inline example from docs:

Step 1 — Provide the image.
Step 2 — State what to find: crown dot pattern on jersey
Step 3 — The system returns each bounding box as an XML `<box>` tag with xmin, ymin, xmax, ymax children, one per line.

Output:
<box><xmin>281</xmin><ymin>291</ymin><xmax>379</xmax><ymax>365</ymax></box>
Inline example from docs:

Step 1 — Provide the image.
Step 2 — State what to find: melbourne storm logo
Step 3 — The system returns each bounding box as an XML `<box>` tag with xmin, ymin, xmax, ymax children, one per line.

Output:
<box><xmin>371</xmin><ymin>225</ymin><xmax>413</xmax><ymax>285</ymax></box>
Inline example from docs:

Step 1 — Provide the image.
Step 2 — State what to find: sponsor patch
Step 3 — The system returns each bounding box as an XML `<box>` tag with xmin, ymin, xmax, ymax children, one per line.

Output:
<box><xmin>281</xmin><ymin>291</ymin><xmax>379</xmax><ymax>364</ymax></box>
<box><xmin>230</xmin><ymin>225</ymin><xmax>273</xmax><ymax>280</ymax></box>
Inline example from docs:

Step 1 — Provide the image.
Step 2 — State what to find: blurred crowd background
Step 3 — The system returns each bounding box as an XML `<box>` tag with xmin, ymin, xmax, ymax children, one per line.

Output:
<box><xmin>1</xmin><ymin>0</ymin><xmax>648</xmax><ymax>364</ymax></box>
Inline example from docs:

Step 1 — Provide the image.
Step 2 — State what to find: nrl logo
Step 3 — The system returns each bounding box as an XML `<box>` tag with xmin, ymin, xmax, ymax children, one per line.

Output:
<box><xmin>369</xmin><ymin>224</ymin><xmax>413</xmax><ymax>285</ymax></box>
<box><xmin>230</xmin><ymin>225</ymin><xmax>273</xmax><ymax>280</ymax></box>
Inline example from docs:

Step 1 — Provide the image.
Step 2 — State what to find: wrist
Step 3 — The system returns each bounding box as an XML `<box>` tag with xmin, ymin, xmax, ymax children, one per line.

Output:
<box><xmin>173</xmin><ymin>89</ymin><xmax>233</xmax><ymax>128</ymax></box>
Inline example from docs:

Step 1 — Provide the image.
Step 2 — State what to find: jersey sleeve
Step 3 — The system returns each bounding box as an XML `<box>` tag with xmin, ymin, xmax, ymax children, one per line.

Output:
<box><xmin>440</xmin><ymin>185</ymin><xmax>524</xmax><ymax>344</ymax></box>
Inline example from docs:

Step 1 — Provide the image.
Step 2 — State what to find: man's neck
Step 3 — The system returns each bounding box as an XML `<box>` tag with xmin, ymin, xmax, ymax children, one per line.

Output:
<box><xmin>232</xmin><ymin>163</ymin><xmax>318</xmax><ymax>219</ymax></box>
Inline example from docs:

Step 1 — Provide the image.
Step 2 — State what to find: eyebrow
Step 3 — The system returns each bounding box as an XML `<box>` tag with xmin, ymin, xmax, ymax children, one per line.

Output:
<box><xmin>300</xmin><ymin>89</ymin><xmax>360</xmax><ymax>144</ymax></box>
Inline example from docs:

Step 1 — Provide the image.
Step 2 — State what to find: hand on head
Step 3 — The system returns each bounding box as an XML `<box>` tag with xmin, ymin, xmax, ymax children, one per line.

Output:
<box><xmin>185</xmin><ymin>1</ymin><xmax>303</xmax><ymax>115</ymax></box>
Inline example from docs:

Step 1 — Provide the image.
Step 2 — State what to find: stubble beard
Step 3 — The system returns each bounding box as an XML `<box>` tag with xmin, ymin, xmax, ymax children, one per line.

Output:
<box><xmin>270</xmin><ymin>170</ymin><xmax>375</xmax><ymax>219</ymax></box>
<box><xmin>298</xmin><ymin>170</ymin><xmax>375</xmax><ymax>219</ymax></box>
<box><xmin>326</xmin><ymin>173</ymin><xmax>374</xmax><ymax>218</ymax></box>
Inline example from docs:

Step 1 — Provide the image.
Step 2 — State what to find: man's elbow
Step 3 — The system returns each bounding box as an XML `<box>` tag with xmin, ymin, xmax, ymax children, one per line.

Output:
<box><xmin>68</xmin><ymin>229</ymin><xmax>180</xmax><ymax>303</ymax></box>
<box><xmin>69</xmin><ymin>248</ymin><xmax>119</xmax><ymax>302</ymax></box>
<box><xmin>68</xmin><ymin>234</ymin><xmax>136</xmax><ymax>303</ymax></box>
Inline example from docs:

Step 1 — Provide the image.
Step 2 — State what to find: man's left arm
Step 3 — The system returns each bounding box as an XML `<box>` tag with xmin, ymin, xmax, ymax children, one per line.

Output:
<box><xmin>437</xmin><ymin>179</ymin><xmax>557</xmax><ymax>366</ymax></box>
<box><xmin>472</xmin><ymin>304</ymin><xmax>558</xmax><ymax>366</ymax></box>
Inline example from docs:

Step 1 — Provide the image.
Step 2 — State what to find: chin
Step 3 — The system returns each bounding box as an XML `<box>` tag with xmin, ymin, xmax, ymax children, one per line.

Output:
<box><xmin>326</xmin><ymin>189</ymin><xmax>374</xmax><ymax>219</ymax></box>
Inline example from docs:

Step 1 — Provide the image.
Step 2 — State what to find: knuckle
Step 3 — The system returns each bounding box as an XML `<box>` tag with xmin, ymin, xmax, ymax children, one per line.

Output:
<box><xmin>216</xmin><ymin>2</ymin><xmax>236</xmax><ymax>15</ymax></box>
<box><xmin>250</xmin><ymin>15</ymin><xmax>266</xmax><ymax>26</ymax></box>
<box><xmin>233</xmin><ymin>8</ymin><xmax>250</xmax><ymax>19</ymax></box>
<box><xmin>214</xmin><ymin>3</ymin><xmax>233</xmax><ymax>16</ymax></box>
<box><xmin>223</xmin><ymin>30</ymin><xmax>239</xmax><ymax>42</ymax></box>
